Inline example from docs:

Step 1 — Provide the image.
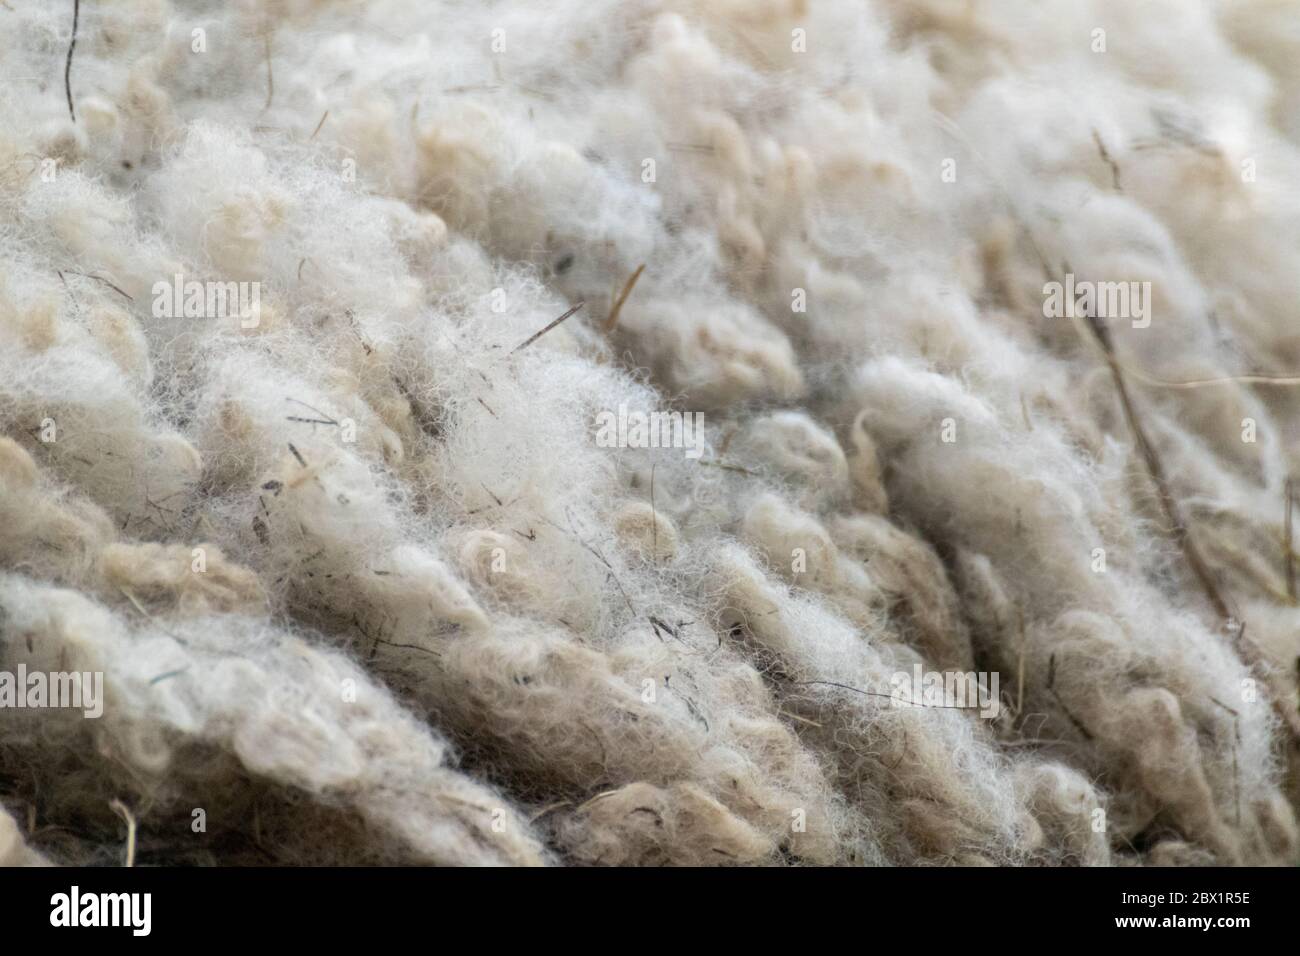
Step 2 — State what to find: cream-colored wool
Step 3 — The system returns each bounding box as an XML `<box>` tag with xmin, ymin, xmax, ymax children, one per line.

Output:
<box><xmin>1</xmin><ymin>0</ymin><xmax>1298</xmax><ymax>866</ymax></box>
<box><xmin>0</xmin><ymin>805</ymin><xmax>49</xmax><ymax>867</ymax></box>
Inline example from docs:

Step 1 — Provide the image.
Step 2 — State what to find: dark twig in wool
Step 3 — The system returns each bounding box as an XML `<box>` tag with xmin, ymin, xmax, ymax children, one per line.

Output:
<box><xmin>64</xmin><ymin>0</ymin><xmax>79</xmax><ymax>121</ymax></box>
<box><xmin>511</xmin><ymin>302</ymin><xmax>584</xmax><ymax>353</ymax></box>
<box><xmin>1091</xmin><ymin>129</ymin><xmax>1122</xmax><ymax>192</ymax></box>
<box><xmin>1046</xmin><ymin>654</ymin><xmax>1095</xmax><ymax>741</ymax></box>
<box><xmin>286</xmin><ymin>398</ymin><xmax>339</xmax><ymax>426</ymax></box>
<box><xmin>59</xmin><ymin>270</ymin><xmax>134</xmax><ymax>302</ymax></box>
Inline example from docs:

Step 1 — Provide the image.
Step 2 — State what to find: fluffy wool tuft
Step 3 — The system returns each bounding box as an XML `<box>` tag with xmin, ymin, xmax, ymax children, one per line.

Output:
<box><xmin>1</xmin><ymin>0</ymin><xmax>1298</xmax><ymax>866</ymax></box>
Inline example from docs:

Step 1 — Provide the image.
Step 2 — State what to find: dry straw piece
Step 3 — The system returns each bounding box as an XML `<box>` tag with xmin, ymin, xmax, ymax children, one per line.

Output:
<box><xmin>1</xmin><ymin>0</ymin><xmax>1298</xmax><ymax>866</ymax></box>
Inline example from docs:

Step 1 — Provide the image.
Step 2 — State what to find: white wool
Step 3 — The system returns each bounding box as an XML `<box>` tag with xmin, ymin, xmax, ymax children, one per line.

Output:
<box><xmin>1</xmin><ymin>0</ymin><xmax>1298</xmax><ymax>866</ymax></box>
<box><xmin>0</xmin><ymin>571</ymin><xmax>543</xmax><ymax>865</ymax></box>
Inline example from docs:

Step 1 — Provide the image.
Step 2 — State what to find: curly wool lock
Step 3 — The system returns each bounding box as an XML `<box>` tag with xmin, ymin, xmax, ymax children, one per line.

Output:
<box><xmin>0</xmin><ymin>0</ymin><xmax>1298</xmax><ymax>866</ymax></box>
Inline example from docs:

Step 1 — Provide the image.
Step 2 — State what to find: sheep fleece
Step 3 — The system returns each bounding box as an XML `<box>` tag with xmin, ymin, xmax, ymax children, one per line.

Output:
<box><xmin>1</xmin><ymin>0</ymin><xmax>1299</xmax><ymax>866</ymax></box>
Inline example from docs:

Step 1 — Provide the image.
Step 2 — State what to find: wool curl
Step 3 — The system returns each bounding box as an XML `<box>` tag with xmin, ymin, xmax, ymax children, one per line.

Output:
<box><xmin>0</xmin><ymin>0</ymin><xmax>1298</xmax><ymax>866</ymax></box>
